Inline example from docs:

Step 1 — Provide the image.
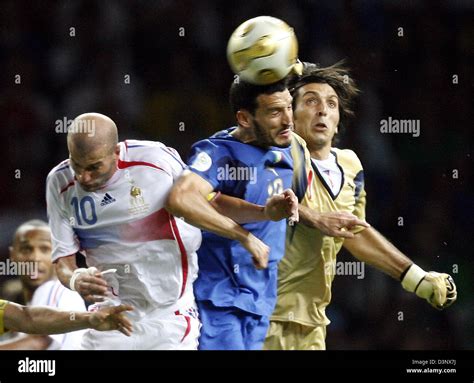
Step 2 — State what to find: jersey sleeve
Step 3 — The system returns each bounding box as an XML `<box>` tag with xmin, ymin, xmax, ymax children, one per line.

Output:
<box><xmin>187</xmin><ymin>140</ymin><xmax>235</xmax><ymax>191</ymax></box>
<box><xmin>157</xmin><ymin>145</ymin><xmax>187</xmax><ymax>182</ymax></box>
<box><xmin>0</xmin><ymin>299</ymin><xmax>7</xmax><ymax>335</ymax></box>
<box><xmin>46</xmin><ymin>173</ymin><xmax>80</xmax><ymax>262</ymax></box>
<box><xmin>349</xmin><ymin>151</ymin><xmax>367</xmax><ymax>234</ymax></box>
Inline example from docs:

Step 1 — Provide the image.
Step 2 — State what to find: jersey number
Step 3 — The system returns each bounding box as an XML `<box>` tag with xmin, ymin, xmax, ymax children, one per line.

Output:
<box><xmin>71</xmin><ymin>196</ymin><xmax>97</xmax><ymax>225</ymax></box>
<box><xmin>268</xmin><ymin>177</ymin><xmax>284</xmax><ymax>197</ymax></box>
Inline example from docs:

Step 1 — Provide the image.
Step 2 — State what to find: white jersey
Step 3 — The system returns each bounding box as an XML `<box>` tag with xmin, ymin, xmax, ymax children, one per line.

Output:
<box><xmin>29</xmin><ymin>279</ymin><xmax>86</xmax><ymax>350</ymax></box>
<box><xmin>46</xmin><ymin>140</ymin><xmax>202</xmax><ymax>316</ymax></box>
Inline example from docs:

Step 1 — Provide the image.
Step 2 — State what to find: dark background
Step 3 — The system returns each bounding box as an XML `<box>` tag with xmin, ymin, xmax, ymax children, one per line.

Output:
<box><xmin>0</xmin><ymin>0</ymin><xmax>472</xmax><ymax>349</ymax></box>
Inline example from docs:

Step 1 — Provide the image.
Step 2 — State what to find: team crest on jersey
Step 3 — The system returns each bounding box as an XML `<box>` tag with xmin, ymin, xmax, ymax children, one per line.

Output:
<box><xmin>190</xmin><ymin>151</ymin><xmax>212</xmax><ymax>172</ymax></box>
<box><xmin>128</xmin><ymin>186</ymin><xmax>150</xmax><ymax>216</ymax></box>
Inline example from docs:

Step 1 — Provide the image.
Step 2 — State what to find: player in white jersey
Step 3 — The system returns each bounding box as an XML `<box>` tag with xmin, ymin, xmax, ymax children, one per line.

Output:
<box><xmin>4</xmin><ymin>220</ymin><xmax>87</xmax><ymax>350</ymax></box>
<box><xmin>46</xmin><ymin>113</ymin><xmax>202</xmax><ymax>350</ymax></box>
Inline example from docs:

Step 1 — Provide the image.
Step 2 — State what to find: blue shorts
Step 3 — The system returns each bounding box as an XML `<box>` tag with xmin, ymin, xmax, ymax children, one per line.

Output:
<box><xmin>197</xmin><ymin>300</ymin><xmax>270</xmax><ymax>350</ymax></box>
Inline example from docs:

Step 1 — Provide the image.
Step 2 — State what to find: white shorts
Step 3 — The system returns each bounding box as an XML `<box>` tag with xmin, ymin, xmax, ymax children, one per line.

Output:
<box><xmin>81</xmin><ymin>295</ymin><xmax>201</xmax><ymax>350</ymax></box>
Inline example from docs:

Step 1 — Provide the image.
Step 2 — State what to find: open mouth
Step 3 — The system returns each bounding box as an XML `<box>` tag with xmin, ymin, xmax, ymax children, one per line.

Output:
<box><xmin>313</xmin><ymin>122</ymin><xmax>328</xmax><ymax>131</ymax></box>
<box><xmin>278</xmin><ymin>128</ymin><xmax>292</xmax><ymax>137</ymax></box>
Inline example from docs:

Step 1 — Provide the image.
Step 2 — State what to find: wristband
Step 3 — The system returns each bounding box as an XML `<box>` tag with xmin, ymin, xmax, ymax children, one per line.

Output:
<box><xmin>401</xmin><ymin>264</ymin><xmax>426</xmax><ymax>293</ymax></box>
<box><xmin>69</xmin><ymin>267</ymin><xmax>98</xmax><ymax>291</ymax></box>
<box><xmin>69</xmin><ymin>268</ymin><xmax>88</xmax><ymax>291</ymax></box>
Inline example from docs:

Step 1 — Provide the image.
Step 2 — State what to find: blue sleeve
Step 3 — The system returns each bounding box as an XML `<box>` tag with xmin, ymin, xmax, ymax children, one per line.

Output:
<box><xmin>187</xmin><ymin>140</ymin><xmax>236</xmax><ymax>192</ymax></box>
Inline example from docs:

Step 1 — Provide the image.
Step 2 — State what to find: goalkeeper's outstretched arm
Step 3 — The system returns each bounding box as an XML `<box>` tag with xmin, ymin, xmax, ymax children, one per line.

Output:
<box><xmin>343</xmin><ymin>227</ymin><xmax>457</xmax><ymax>309</ymax></box>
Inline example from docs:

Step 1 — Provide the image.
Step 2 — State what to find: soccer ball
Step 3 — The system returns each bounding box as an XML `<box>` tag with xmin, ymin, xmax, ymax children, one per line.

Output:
<box><xmin>227</xmin><ymin>16</ymin><xmax>302</xmax><ymax>85</ymax></box>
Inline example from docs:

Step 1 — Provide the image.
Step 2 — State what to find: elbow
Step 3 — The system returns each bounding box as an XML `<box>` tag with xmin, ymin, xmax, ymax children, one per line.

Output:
<box><xmin>165</xmin><ymin>186</ymin><xmax>184</xmax><ymax>217</ymax></box>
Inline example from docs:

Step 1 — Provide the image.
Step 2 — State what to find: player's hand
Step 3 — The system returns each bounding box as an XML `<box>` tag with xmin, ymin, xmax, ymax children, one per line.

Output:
<box><xmin>401</xmin><ymin>264</ymin><xmax>457</xmax><ymax>310</ymax></box>
<box><xmin>421</xmin><ymin>272</ymin><xmax>457</xmax><ymax>310</ymax></box>
<box><xmin>241</xmin><ymin>233</ymin><xmax>270</xmax><ymax>269</ymax></box>
<box><xmin>72</xmin><ymin>268</ymin><xmax>109</xmax><ymax>303</ymax></box>
<box><xmin>89</xmin><ymin>304</ymin><xmax>134</xmax><ymax>336</ymax></box>
<box><xmin>264</xmin><ymin>189</ymin><xmax>299</xmax><ymax>224</ymax></box>
<box><xmin>312</xmin><ymin>211</ymin><xmax>370</xmax><ymax>238</ymax></box>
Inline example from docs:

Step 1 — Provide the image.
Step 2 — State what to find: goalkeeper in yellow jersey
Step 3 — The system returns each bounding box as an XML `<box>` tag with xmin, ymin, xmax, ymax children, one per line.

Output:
<box><xmin>262</xmin><ymin>62</ymin><xmax>457</xmax><ymax>350</ymax></box>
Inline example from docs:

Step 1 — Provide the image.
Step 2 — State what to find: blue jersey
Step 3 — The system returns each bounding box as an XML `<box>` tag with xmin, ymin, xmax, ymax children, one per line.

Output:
<box><xmin>188</xmin><ymin>127</ymin><xmax>294</xmax><ymax>316</ymax></box>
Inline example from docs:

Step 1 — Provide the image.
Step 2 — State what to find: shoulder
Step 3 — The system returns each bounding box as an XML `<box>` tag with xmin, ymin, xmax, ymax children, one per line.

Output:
<box><xmin>120</xmin><ymin>139</ymin><xmax>185</xmax><ymax>172</ymax></box>
<box><xmin>291</xmin><ymin>132</ymin><xmax>308</xmax><ymax>148</ymax></box>
<box><xmin>46</xmin><ymin>160</ymin><xmax>74</xmax><ymax>190</ymax></box>
<box><xmin>121</xmin><ymin>139</ymin><xmax>177</xmax><ymax>160</ymax></box>
<box><xmin>332</xmin><ymin>148</ymin><xmax>363</xmax><ymax>170</ymax></box>
<box><xmin>188</xmin><ymin>135</ymin><xmax>238</xmax><ymax>165</ymax></box>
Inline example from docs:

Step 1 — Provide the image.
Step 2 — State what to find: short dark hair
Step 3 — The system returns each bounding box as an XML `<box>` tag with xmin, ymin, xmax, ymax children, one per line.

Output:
<box><xmin>288</xmin><ymin>60</ymin><xmax>360</xmax><ymax>132</ymax></box>
<box><xmin>229</xmin><ymin>77</ymin><xmax>288</xmax><ymax>115</ymax></box>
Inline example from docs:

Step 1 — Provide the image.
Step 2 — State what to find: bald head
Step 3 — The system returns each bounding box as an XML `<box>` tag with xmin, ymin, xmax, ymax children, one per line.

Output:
<box><xmin>67</xmin><ymin>113</ymin><xmax>118</xmax><ymax>155</ymax></box>
<box><xmin>13</xmin><ymin>219</ymin><xmax>50</xmax><ymax>246</ymax></box>
<box><xmin>67</xmin><ymin>113</ymin><xmax>120</xmax><ymax>192</ymax></box>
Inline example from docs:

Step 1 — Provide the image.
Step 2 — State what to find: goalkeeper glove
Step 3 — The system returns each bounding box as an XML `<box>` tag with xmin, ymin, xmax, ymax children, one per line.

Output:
<box><xmin>401</xmin><ymin>264</ymin><xmax>457</xmax><ymax>310</ymax></box>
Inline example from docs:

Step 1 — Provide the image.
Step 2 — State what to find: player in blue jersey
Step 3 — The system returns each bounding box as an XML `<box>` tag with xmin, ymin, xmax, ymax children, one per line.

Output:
<box><xmin>166</xmin><ymin>79</ymin><xmax>299</xmax><ymax>349</ymax></box>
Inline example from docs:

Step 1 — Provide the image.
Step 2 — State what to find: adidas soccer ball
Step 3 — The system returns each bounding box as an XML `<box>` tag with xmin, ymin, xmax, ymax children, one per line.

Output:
<box><xmin>226</xmin><ymin>16</ymin><xmax>302</xmax><ymax>85</ymax></box>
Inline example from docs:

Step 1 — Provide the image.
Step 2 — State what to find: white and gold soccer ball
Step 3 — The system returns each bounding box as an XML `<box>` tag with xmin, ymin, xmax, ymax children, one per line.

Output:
<box><xmin>226</xmin><ymin>16</ymin><xmax>303</xmax><ymax>85</ymax></box>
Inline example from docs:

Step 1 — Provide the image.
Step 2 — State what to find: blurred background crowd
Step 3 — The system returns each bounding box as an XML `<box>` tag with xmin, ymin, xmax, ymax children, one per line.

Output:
<box><xmin>0</xmin><ymin>0</ymin><xmax>472</xmax><ymax>349</ymax></box>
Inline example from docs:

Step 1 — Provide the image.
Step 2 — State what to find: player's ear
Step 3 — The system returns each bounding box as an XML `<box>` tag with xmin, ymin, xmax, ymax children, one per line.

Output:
<box><xmin>114</xmin><ymin>144</ymin><xmax>120</xmax><ymax>156</ymax></box>
<box><xmin>236</xmin><ymin>110</ymin><xmax>252</xmax><ymax>129</ymax></box>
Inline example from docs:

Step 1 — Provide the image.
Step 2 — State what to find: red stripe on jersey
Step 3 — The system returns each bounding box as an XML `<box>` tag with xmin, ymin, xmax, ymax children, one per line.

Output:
<box><xmin>50</xmin><ymin>282</ymin><xmax>62</xmax><ymax>306</ymax></box>
<box><xmin>307</xmin><ymin>169</ymin><xmax>313</xmax><ymax>200</ymax></box>
<box><xmin>169</xmin><ymin>216</ymin><xmax>188</xmax><ymax>299</ymax></box>
<box><xmin>120</xmin><ymin>208</ymin><xmax>175</xmax><ymax>242</ymax></box>
<box><xmin>117</xmin><ymin>159</ymin><xmax>170</xmax><ymax>176</ymax></box>
<box><xmin>174</xmin><ymin>310</ymin><xmax>192</xmax><ymax>343</ymax></box>
<box><xmin>60</xmin><ymin>179</ymin><xmax>75</xmax><ymax>194</ymax></box>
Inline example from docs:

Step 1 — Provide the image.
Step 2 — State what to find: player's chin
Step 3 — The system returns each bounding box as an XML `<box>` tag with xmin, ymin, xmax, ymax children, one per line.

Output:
<box><xmin>80</xmin><ymin>183</ymin><xmax>100</xmax><ymax>192</ymax></box>
<box><xmin>273</xmin><ymin>130</ymin><xmax>292</xmax><ymax>147</ymax></box>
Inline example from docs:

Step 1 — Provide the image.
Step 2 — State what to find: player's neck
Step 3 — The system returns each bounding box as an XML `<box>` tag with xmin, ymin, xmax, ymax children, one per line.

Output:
<box><xmin>310</xmin><ymin>145</ymin><xmax>332</xmax><ymax>160</ymax></box>
<box><xmin>232</xmin><ymin>126</ymin><xmax>258</xmax><ymax>144</ymax></box>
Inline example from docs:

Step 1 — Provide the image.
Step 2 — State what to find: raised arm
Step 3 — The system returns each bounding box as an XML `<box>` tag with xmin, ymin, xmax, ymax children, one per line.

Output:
<box><xmin>165</xmin><ymin>170</ymin><xmax>269</xmax><ymax>269</ymax></box>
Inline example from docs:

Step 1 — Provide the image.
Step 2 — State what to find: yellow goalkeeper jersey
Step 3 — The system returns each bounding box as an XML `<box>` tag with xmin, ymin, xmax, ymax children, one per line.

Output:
<box><xmin>271</xmin><ymin>135</ymin><xmax>367</xmax><ymax>327</ymax></box>
<box><xmin>0</xmin><ymin>299</ymin><xmax>8</xmax><ymax>335</ymax></box>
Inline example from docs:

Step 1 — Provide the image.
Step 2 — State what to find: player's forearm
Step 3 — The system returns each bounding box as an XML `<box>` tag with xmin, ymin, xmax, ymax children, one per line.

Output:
<box><xmin>28</xmin><ymin>308</ymin><xmax>91</xmax><ymax>334</ymax></box>
<box><xmin>54</xmin><ymin>255</ymin><xmax>78</xmax><ymax>289</ymax></box>
<box><xmin>298</xmin><ymin>204</ymin><xmax>320</xmax><ymax>228</ymax></box>
<box><xmin>5</xmin><ymin>304</ymin><xmax>91</xmax><ymax>335</ymax></box>
<box><xmin>343</xmin><ymin>227</ymin><xmax>412</xmax><ymax>279</ymax></box>
<box><xmin>166</xmin><ymin>188</ymin><xmax>252</xmax><ymax>243</ymax></box>
<box><xmin>210</xmin><ymin>193</ymin><xmax>266</xmax><ymax>224</ymax></box>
